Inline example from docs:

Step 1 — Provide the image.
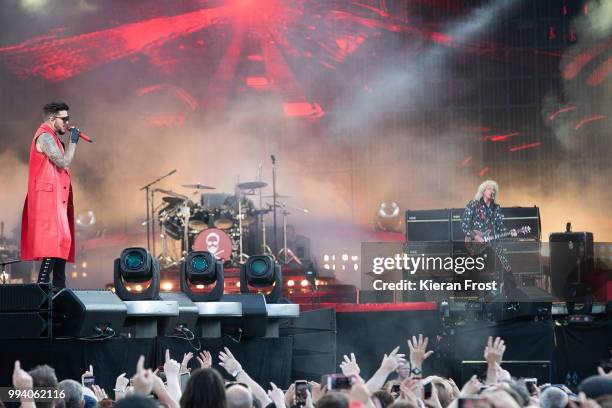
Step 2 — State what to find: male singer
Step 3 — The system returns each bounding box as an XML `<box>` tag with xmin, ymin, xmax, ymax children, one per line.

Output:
<box><xmin>21</xmin><ymin>102</ymin><xmax>82</xmax><ymax>290</ymax></box>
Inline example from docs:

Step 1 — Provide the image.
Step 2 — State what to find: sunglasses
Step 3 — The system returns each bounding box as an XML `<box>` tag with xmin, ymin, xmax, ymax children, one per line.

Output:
<box><xmin>55</xmin><ymin>116</ymin><xmax>70</xmax><ymax>122</ymax></box>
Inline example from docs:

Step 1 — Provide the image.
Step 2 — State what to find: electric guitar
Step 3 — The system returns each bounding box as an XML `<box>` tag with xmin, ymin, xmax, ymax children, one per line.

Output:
<box><xmin>464</xmin><ymin>225</ymin><xmax>531</xmax><ymax>255</ymax></box>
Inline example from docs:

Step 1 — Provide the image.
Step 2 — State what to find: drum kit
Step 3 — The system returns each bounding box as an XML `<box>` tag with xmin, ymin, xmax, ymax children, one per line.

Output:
<box><xmin>148</xmin><ymin>179</ymin><xmax>302</xmax><ymax>267</ymax></box>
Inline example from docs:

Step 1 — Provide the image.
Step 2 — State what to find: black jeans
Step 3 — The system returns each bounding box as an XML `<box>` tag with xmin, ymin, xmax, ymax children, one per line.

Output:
<box><xmin>38</xmin><ymin>258</ymin><xmax>67</xmax><ymax>289</ymax></box>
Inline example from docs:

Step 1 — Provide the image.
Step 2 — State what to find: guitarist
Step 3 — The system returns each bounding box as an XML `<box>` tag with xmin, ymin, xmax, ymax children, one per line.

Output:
<box><xmin>461</xmin><ymin>180</ymin><xmax>517</xmax><ymax>295</ymax></box>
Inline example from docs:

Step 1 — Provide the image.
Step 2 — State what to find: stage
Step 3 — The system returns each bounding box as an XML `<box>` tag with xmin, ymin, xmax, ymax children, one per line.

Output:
<box><xmin>1</xmin><ymin>304</ymin><xmax>610</xmax><ymax>393</ymax></box>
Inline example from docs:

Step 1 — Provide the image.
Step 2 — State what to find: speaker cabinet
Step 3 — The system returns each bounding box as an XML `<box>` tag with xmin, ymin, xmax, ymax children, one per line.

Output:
<box><xmin>550</xmin><ymin>232</ymin><xmax>594</xmax><ymax>301</ymax></box>
<box><xmin>0</xmin><ymin>284</ymin><xmax>51</xmax><ymax>339</ymax></box>
<box><xmin>53</xmin><ymin>289</ymin><xmax>127</xmax><ymax>338</ymax></box>
<box><xmin>406</xmin><ymin>209</ymin><xmax>450</xmax><ymax>242</ymax></box>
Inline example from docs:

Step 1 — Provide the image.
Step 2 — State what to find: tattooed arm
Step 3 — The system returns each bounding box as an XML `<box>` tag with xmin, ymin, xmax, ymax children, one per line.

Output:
<box><xmin>36</xmin><ymin>133</ymin><xmax>76</xmax><ymax>169</ymax></box>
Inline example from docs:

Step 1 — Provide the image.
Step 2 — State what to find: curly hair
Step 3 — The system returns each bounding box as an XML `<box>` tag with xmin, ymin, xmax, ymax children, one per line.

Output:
<box><xmin>474</xmin><ymin>180</ymin><xmax>499</xmax><ymax>201</ymax></box>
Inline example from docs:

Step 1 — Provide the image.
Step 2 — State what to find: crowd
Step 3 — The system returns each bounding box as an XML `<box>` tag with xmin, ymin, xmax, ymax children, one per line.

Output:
<box><xmin>8</xmin><ymin>335</ymin><xmax>612</xmax><ymax>408</ymax></box>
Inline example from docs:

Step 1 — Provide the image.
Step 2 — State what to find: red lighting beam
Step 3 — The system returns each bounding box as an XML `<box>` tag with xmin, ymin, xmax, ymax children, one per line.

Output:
<box><xmin>549</xmin><ymin>105</ymin><xmax>577</xmax><ymax>121</ymax></box>
<box><xmin>478</xmin><ymin>167</ymin><xmax>490</xmax><ymax>177</ymax></box>
<box><xmin>484</xmin><ymin>132</ymin><xmax>519</xmax><ymax>142</ymax></box>
<box><xmin>509</xmin><ymin>142</ymin><xmax>541</xmax><ymax>152</ymax></box>
<box><xmin>575</xmin><ymin>115</ymin><xmax>607</xmax><ymax>130</ymax></box>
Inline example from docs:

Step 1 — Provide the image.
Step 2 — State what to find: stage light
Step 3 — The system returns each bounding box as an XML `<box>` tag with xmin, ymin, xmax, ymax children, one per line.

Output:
<box><xmin>180</xmin><ymin>251</ymin><xmax>224</xmax><ymax>302</ymax></box>
<box><xmin>76</xmin><ymin>210</ymin><xmax>96</xmax><ymax>228</ymax></box>
<box><xmin>375</xmin><ymin>201</ymin><xmax>402</xmax><ymax>232</ymax></box>
<box><xmin>161</xmin><ymin>282</ymin><xmax>174</xmax><ymax>291</ymax></box>
<box><xmin>300</xmin><ymin>279</ymin><xmax>309</xmax><ymax>287</ymax></box>
<box><xmin>240</xmin><ymin>255</ymin><xmax>282</xmax><ymax>303</ymax></box>
<box><xmin>287</xmin><ymin>280</ymin><xmax>295</xmax><ymax>287</ymax></box>
<box><xmin>113</xmin><ymin>247</ymin><xmax>160</xmax><ymax>301</ymax></box>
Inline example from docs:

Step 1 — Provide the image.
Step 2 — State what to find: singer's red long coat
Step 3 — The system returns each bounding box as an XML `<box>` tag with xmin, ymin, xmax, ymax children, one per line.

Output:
<box><xmin>21</xmin><ymin>123</ymin><xmax>75</xmax><ymax>262</ymax></box>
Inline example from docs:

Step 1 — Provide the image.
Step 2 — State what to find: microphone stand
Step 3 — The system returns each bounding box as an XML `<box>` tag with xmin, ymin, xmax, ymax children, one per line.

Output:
<box><xmin>271</xmin><ymin>155</ymin><xmax>278</xmax><ymax>253</ymax></box>
<box><xmin>139</xmin><ymin>169</ymin><xmax>177</xmax><ymax>254</ymax></box>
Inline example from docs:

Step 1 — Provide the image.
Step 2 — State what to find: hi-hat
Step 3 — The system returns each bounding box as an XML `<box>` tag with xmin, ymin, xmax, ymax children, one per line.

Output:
<box><xmin>237</xmin><ymin>181</ymin><xmax>268</xmax><ymax>190</ymax></box>
<box><xmin>182</xmin><ymin>183</ymin><xmax>216</xmax><ymax>190</ymax></box>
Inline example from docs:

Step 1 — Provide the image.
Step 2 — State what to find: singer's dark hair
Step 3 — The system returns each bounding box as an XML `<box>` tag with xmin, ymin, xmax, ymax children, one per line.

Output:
<box><xmin>42</xmin><ymin>102</ymin><xmax>69</xmax><ymax>119</ymax></box>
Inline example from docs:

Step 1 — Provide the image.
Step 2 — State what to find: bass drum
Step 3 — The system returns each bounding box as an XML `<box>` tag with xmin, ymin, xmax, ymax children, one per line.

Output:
<box><xmin>192</xmin><ymin>228</ymin><xmax>233</xmax><ymax>261</ymax></box>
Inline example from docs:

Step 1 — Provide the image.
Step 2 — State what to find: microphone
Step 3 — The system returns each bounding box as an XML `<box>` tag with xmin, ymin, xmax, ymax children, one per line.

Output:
<box><xmin>68</xmin><ymin>126</ymin><xmax>93</xmax><ymax>143</ymax></box>
<box><xmin>270</xmin><ymin>154</ymin><xmax>276</xmax><ymax>164</ymax></box>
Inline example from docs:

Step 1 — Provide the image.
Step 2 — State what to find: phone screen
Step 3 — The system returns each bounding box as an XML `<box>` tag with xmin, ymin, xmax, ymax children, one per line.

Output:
<box><xmin>295</xmin><ymin>381</ymin><xmax>308</xmax><ymax>404</ymax></box>
<box><xmin>423</xmin><ymin>379</ymin><xmax>432</xmax><ymax>400</ymax></box>
<box><xmin>83</xmin><ymin>376</ymin><xmax>95</xmax><ymax>389</ymax></box>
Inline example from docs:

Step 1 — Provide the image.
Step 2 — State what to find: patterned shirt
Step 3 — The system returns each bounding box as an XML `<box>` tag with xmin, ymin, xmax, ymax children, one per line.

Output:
<box><xmin>461</xmin><ymin>198</ymin><xmax>509</xmax><ymax>239</ymax></box>
<box><xmin>461</xmin><ymin>198</ymin><xmax>511</xmax><ymax>272</ymax></box>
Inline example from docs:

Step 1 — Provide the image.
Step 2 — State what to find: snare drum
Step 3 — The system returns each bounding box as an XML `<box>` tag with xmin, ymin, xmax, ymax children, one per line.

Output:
<box><xmin>192</xmin><ymin>228</ymin><xmax>233</xmax><ymax>261</ymax></box>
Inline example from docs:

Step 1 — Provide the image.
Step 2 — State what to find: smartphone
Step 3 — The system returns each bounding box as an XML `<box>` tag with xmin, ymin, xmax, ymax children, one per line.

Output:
<box><xmin>422</xmin><ymin>378</ymin><xmax>433</xmax><ymax>400</ymax></box>
<box><xmin>180</xmin><ymin>372</ymin><xmax>190</xmax><ymax>392</ymax></box>
<box><xmin>295</xmin><ymin>380</ymin><xmax>309</xmax><ymax>405</ymax></box>
<box><xmin>82</xmin><ymin>376</ymin><xmax>95</xmax><ymax>389</ymax></box>
<box><xmin>391</xmin><ymin>383</ymin><xmax>401</xmax><ymax>396</ymax></box>
<box><xmin>322</xmin><ymin>374</ymin><xmax>352</xmax><ymax>390</ymax></box>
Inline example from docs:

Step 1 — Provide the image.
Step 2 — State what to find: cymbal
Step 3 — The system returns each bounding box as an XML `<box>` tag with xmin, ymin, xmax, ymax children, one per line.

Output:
<box><xmin>262</xmin><ymin>194</ymin><xmax>292</xmax><ymax>199</ymax></box>
<box><xmin>162</xmin><ymin>196</ymin><xmax>191</xmax><ymax>206</ymax></box>
<box><xmin>182</xmin><ymin>183</ymin><xmax>216</xmax><ymax>190</ymax></box>
<box><xmin>237</xmin><ymin>181</ymin><xmax>268</xmax><ymax>190</ymax></box>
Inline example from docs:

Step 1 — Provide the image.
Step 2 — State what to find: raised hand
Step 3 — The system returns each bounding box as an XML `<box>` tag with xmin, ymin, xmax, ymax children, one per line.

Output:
<box><xmin>12</xmin><ymin>361</ymin><xmax>33</xmax><ymax>389</ymax></box>
<box><xmin>461</xmin><ymin>375</ymin><xmax>482</xmax><ymax>397</ymax></box>
<box><xmin>69</xmin><ymin>127</ymin><xmax>81</xmax><ymax>144</ymax></box>
<box><xmin>164</xmin><ymin>349</ymin><xmax>181</xmax><ymax>380</ymax></box>
<box><xmin>180</xmin><ymin>352</ymin><xmax>193</xmax><ymax>374</ymax></box>
<box><xmin>381</xmin><ymin>346</ymin><xmax>407</xmax><ymax>373</ymax></box>
<box><xmin>81</xmin><ymin>364</ymin><xmax>94</xmax><ymax>386</ymax></box>
<box><xmin>197</xmin><ymin>351</ymin><xmax>213</xmax><ymax>369</ymax></box>
<box><xmin>268</xmin><ymin>382</ymin><xmax>286</xmax><ymax>408</ymax></box>
<box><xmin>219</xmin><ymin>347</ymin><xmax>242</xmax><ymax>376</ymax></box>
<box><xmin>131</xmin><ymin>356</ymin><xmax>154</xmax><ymax>396</ymax></box>
<box><xmin>309</xmin><ymin>382</ymin><xmax>324</xmax><ymax>404</ymax></box>
<box><xmin>115</xmin><ymin>373</ymin><xmax>129</xmax><ymax>393</ymax></box>
<box><xmin>424</xmin><ymin>380</ymin><xmax>442</xmax><ymax>408</ymax></box>
<box><xmin>597</xmin><ymin>367</ymin><xmax>612</xmax><ymax>378</ymax></box>
<box><xmin>484</xmin><ymin>336</ymin><xmax>506</xmax><ymax>365</ymax></box>
<box><xmin>408</xmin><ymin>334</ymin><xmax>434</xmax><ymax>368</ymax></box>
<box><xmin>340</xmin><ymin>353</ymin><xmax>361</xmax><ymax>377</ymax></box>
<box><xmin>92</xmin><ymin>385</ymin><xmax>108</xmax><ymax>401</ymax></box>
<box><xmin>400</xmin><ymin>378</ymin><xmax>422</xmax><ymax>403</ymax></box>
<box><xmin>284</xmin><ymin>383</ymin><xmax>295</xmax><ymax>407</ymax></box>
